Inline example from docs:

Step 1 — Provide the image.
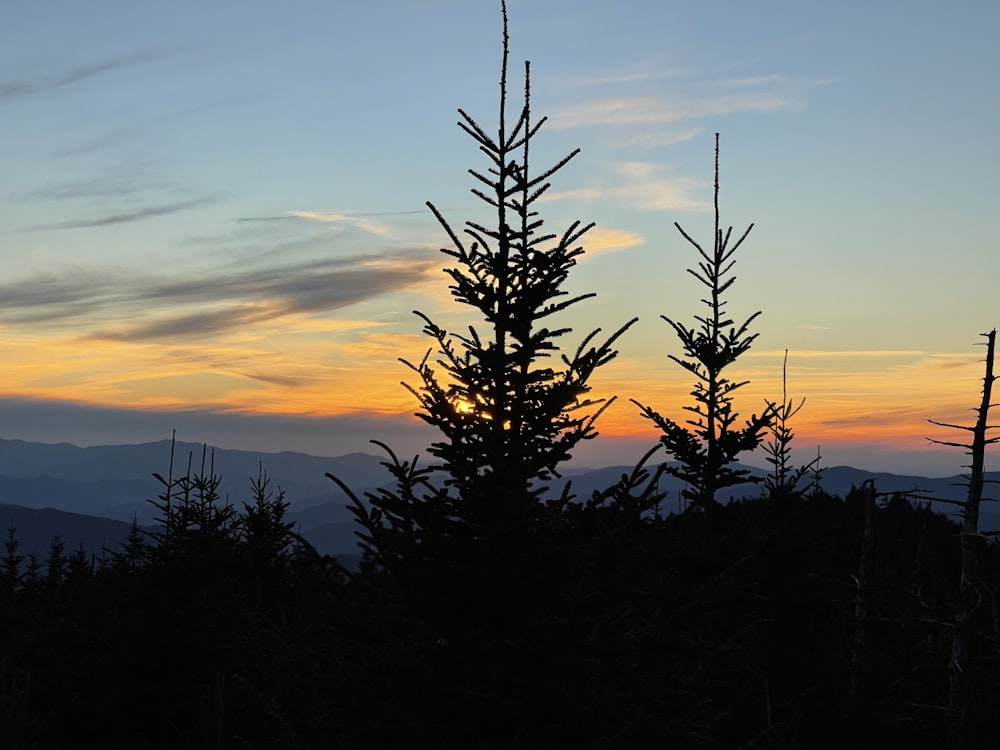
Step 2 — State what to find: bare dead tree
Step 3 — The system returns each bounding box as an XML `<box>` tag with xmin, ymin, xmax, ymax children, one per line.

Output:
<box><xmin>927</xmin><ymin>328</ymin><xmax>998</xmax><ymax>747</ymax></box>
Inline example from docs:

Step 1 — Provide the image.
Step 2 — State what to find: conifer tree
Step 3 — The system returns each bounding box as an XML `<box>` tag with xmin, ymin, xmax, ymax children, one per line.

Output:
<box><xmin>21</xmin><ymin>551</ymin><xmax>41</xmax><ymax>591</ymax></box>
<box><xmin>1</xmin><ymin>527</ymin><xmax>22</xmax><ymax>592</ymax></box>
<box><xmin>109</xmin><ymin>517</ymin><xmax>148</xmax><ymax>573</ymax></box>
<box><xmin>634</xmin><ymin>134</ymin><xmax>772</xmax><ymax>511</ymax></box>
<box><xmin>147</xmin><ymin>437</ymin><xmax>238</xmax><ymax>565</ymax></box>
<box><xmin>761</xmin><ymin>350</ymin><xmax>817</xmax><ymax>501</ymax></box>
<box><xmin>240</xmin><ymin>465</ymin><xmax>295</xmax><ymax>561</ymax></box>
<box><xmin>341</xmin><ymin>1</ymin><xmax>639</xmax><ymax>555</ymax></box>
<box><xmin>65</xmin><ymin>543</ymin><xmax>91</xmax><ymax>584</ymax></box>
<box><xmin>44</xmin><ymin>534</ymin><xmax>65</xmax><ymax>591</ymax></box>
<box><xmin>407</xmin><ymin>3</ymin><xmax>635</xmax><ymax>507</ymax></box>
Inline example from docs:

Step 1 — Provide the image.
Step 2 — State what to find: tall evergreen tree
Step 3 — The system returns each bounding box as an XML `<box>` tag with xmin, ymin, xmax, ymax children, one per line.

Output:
<box><xmin>44</xmin><ymin>533</ymin><xmax>66</xmax><ymax>592</ymax></box>
<box><xmin>147</xmin><ymin>437</ymin><xmax>238</xmax><ymax>568</ymax></box>
<box><xmin>1</xmin><ymin>526</ymin><xmax>22</xmax><ymax>592</ymax></box>
<box><xmin>634</xmin><ymin>134</ymin><xmax>772</xmax><ymax>511</ymax></box>
<box><xmin>340</xmin><ymin>1</ymin><xmax>640</xmax><ymax>559</ymax></box>
<box><xmin>108</xmin><ymin>517</ymin><xmax>148</xmax><ymax>573</ymax></box>
<box><xmin>761</xmin><ymin>350</ymin><xmax>817</xmax><ymax>501</ymax></box>
<box><xmin>408</xmin><ymin>8</ymin><xmax>635</xmax><ymax>506</ymax></box>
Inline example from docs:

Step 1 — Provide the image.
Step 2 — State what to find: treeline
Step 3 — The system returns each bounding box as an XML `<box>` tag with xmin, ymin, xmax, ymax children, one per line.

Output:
<box><xmin>1</xmin><ymin>462</ymin><xmax>995</xmax><ymax>748</ymax></box>
<box><xmin>3</xmin><ymin>5</ymin><xmax>998</xmax><ymax>747</ymax></box>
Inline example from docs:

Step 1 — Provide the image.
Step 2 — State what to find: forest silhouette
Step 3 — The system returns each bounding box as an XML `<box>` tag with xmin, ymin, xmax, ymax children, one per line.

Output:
<box><xmin>2</xmin><ymin>5</ymin><xmax>998</xmax><ymax>748</ymax></box>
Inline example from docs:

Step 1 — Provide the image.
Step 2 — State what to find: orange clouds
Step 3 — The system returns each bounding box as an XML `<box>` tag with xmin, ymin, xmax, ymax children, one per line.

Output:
<box><xmin>0</xmin><ymin>317</ymin><xmax>424</xmax><ymax>417</ymax></box>
<box><xmin>585</xmin><ymin>347</ymin><xmax>990</xmax><ymax>452</ymax></box>
<box><xmin>2</xmin><ymin>306</ymin><xmax>991</xmax><ymax>461</ymax></box>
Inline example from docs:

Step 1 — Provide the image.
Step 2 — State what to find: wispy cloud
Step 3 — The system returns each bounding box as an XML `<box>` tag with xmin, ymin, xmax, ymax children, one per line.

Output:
<box><xmin>20</xmin><ymin>166</ymin><xmax>169</xmax><ymax>201</ymax></box>
<box><xmin>716</xmin><ymin>74</ymin><xmax>788</xmax><ymax>88</ymax></box>
<box><xmin>0</xmin><ymin>50</ymin><xmax>167</xmax><ymax>101</ymax></box>
<box><xmin>182</xmin><ymin>207</ymin><xmax>451</xmax><ymax>275</ymax></box>
<box><xmin>236</xmin><ymin>208</ymin><xmax>434</xmax><ymax>223</ymax></box>
<box><xmin>0</xmin><ymin>251</ymin><xmax>439</xmax><ymax>340</ymax></box>
<box><xmin>580</xmin><ymin>227</ymin><xmax>644</xmax><ymax>258</ymax></box>
<box><xmin>234</xmin><ymin>208</ymin><xmax>456</xmax><ymax>242</ymax></box>
<box><xmin>748</xmin><ymin>349</ymin><xmax>929</xmax><ymax>359</ymax></box>
<box><xmin>286</xmin><ymin>210</ymin><xmax>397</xmax><ymax>237</ymax></box>
<box><xmin>545</xmin><ymin>161</ymin><xmax>709</xmax><ymax>211</ymax></box>
<box><xmin>92</xmin><ymin>304</ymin><xmax>282</xmax><ymax>342</ymax></box>
<box><xmin>546</xmin><ymin>93</ymin><xmax>790</xmax><ymax>130</ymax></box>
<box><xmin>28</xmin><ymin>197</ymin><xmax>217</xmax><ymax>230</ymax></box>
<box><xmin>615</xmin><ymin>127</ymin><xmax>705</xmax><ymax>149</ymax></box>
<box><xmin>564</xmin><ymin>69</ymin><xmax>682</xmax><ymax>87</ymax></box>
<box><xmin>51</xmin><ymin>98</ymin><xmax>231</xmax><ymax>158</ymax></box>
<box><xmin>234</xmin><ymin>215</ymin><xmax>299</xmax><ymax>223</ymax></box>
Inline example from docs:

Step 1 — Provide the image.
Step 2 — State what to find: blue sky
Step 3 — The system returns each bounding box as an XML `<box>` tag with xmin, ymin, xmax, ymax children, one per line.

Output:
<box><xmin>1</xmin><ymin>0</ymin><xmax>997</xmax><ymax>475</ymax></box>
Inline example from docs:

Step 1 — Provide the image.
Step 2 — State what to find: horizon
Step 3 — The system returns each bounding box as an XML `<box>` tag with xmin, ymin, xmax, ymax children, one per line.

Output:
<box><xmin>2</xmin><ymin>1</ymin><xmax>997</xmax><ymax>476</ymax></box>
<box><xmin>0</xmin><ymin>399</ymin><xmax>983</xmax><ymax>479</ymax></box>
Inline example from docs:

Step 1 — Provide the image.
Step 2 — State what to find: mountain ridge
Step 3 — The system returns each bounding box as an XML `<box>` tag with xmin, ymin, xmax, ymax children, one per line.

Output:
<box><xmin>1</xmin><ymin>438</ymin><xmax>996</xmax><ymax>564</ymax></box>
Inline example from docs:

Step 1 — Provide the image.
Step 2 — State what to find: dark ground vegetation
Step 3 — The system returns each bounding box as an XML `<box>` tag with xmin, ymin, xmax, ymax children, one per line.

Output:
<box><xmin>2</xmin><ymin>470</ymin><xmax>997</xmax><ymax>748</ymax></box>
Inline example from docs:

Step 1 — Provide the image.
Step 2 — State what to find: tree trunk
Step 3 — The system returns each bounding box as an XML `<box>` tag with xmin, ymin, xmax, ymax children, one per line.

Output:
<box><xmin>948</xmin><ymin>328</ymin><xmax>996</xmax><ymax>748</ymax></box>
<box><xmin>852</xmin><ymin>479</ymin><xmax>878</xmax><ymax>692</ymax></box>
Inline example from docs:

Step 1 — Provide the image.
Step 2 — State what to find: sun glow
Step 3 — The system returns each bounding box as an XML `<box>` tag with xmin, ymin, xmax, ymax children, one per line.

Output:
<box><xmin>0</xmin><ymin>309</ymin><xmax>988</xmax><ymax>458</ymax></box>
<box><xmin>453</xmin><ymin>398</ymin><xmax>477</xmax><ymax>415</ymax></box>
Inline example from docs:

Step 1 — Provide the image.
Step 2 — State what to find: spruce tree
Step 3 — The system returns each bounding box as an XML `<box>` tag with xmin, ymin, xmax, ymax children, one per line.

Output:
<box><xmin>44</xmin><ymin>533</ymin><xmax>66</xmax><ymax>592</ymax></box>
<box><xmin>341</xmin><ymin>0</ymin><xmax>639</xmax><ymax>559</ymax></box>
<box><xmin>147</xmin><ymin>437</ymin><xmax>238</xmax><ymax>567</ymax></box>
<box><xmin>109</xmin><ymin>517</ymin><xmax>148</xmax><ymax>573</ymax></box>
<box><xmin>409</xmin><ymin>9</ymin><xmax>635</xmax><ymax>507</ymax></box>
<box><xmin>1</xmin><ymin>527</ymin><xmax>22</xmax><ymax>592</ymax></box>
<box><xmin>761</xmin><ymin>350</ymin><xmax>817</xmax><ymax>501</ymax></box>
<box><xmin>634</xmin><ymin>134</ymin><xmax>772</xmax><ymax>511</ymax></box>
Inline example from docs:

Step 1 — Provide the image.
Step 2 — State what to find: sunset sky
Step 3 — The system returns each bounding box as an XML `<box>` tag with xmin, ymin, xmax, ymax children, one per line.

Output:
<box><xmin>1</xmin><ymin>0</ymin><xmax>997</xmax><ymax>476</ymax></box>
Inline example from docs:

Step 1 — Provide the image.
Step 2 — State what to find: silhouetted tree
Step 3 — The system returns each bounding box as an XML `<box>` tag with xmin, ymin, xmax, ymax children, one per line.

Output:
<box><xmin>20</xmin><ymin>551</ymin><xmax>41</xmax><ymax>592</ymax></box>
<box><xmin>761</xmin><ymin>350</ymin><xmax>816</xmax><ymax>501</ymax></box>
<box><xmin>44</xmin><ymin>534</ymin><xmax>65</xmax><ymax>592</ymax></box>
<box><xmin>64</xmin><ymin>543</ymin><xmax>91</xmax><ymax>585</ymax></box>
<box><xmin>108</xmin><ymin>517</ymin><xmax>147</xmax><ymax>573</ymax></box>
<box><xmin>239</xmin><ymin>464</ymin><xmax>304</xmax><ymax>612</ymax></box>
<box><xmin>928</xmin><ymin>328</ymin><xmax>998</xmax><ymax>747</ymax></box>
<box><xmin>1</xmin><ymin>526</ymin><xmax>22</xmax><ymax>593</ymax></box>
<box><xmin>240</xmin><ymin>466</ymin><xmax>292</xmax><ymax>545</ymax></box>
<box><xmin>807</xmin><ymin>445</ymin><xmax>826</xmax><ymax>498</ymax></box>
<box><xmin>327</xmin><ymin>7</ymin><xmax>669</xmax><ymax>746</ymax></box>
<box><xmin>850</xmin><ymin>479</ymin><xmax>878</xmax><ymax>692</ymax></box>
<box><xmin>343</xmin><ymin>0</ymin><xmax>642</xmax><ymax>564</ymax></box>
<box><xmin>146</xmin><ymin>437</ymin><xmax>238</xmax><ymax>572</ymax></box>
<box><xmin>409</xmin><ymin>16</ymin><xmax>635</xmax><ymax>504</ymax></box>
<box><xmin>634</xmin><ymin>134</ymin><xmax>772</xmax><ymax>511</ymax></box>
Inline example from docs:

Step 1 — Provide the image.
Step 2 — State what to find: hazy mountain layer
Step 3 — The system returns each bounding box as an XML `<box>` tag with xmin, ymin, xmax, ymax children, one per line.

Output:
<box><xmin>1</xmin><ymin>439</ymin><xmax>996</xmax><ymax>563</ymax></box>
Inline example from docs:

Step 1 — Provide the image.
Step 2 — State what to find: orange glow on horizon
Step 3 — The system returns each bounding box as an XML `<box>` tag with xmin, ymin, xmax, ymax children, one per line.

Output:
<box><xmin>0</xmin><ymin>319</ymin><xmax>990</xmax><ymax>456</ymax></box>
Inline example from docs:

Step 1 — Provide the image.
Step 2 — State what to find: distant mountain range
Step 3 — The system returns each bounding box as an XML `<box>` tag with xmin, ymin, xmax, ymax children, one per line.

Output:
<box><xmin>0</xmin><ymin>438</ymin><xmax>996</xmax><ymax>566</ymax></box>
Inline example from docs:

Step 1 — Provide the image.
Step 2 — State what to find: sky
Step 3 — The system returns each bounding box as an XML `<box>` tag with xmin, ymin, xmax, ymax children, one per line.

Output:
<box><xmin>1</xmin><ymin>0</ymin><xmax>998</xmax><ymax>477</ymax></box>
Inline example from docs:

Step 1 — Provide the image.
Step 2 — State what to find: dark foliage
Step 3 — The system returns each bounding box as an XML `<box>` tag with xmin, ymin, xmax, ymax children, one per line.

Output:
<box><xmin>928</xmin><ymin>329</ymin><xmax>999</xmax><ymax>747</ymax></box>
<box><xmin>393</xmin><ymin>4</ymin><xmax>635</xmax><ymax>504</ymax></box>
<box><xmin>4</xmin><ymin>471</ymin><xmax>991</xmax><ymax>748</ymax></box>
<box><xmin>634</xmin><ymin>134</ymin><xmax>772</xmax><ymax>511</ymax></box>
<box><xmin>761</xmin><ymin>350</ymin><xmax>818</xmax><ymax>502</ymax></box>
<box><xmin>332</xmin><ymin>1</ymin><xmax>657</xmax><ymax>649</ymax></box>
